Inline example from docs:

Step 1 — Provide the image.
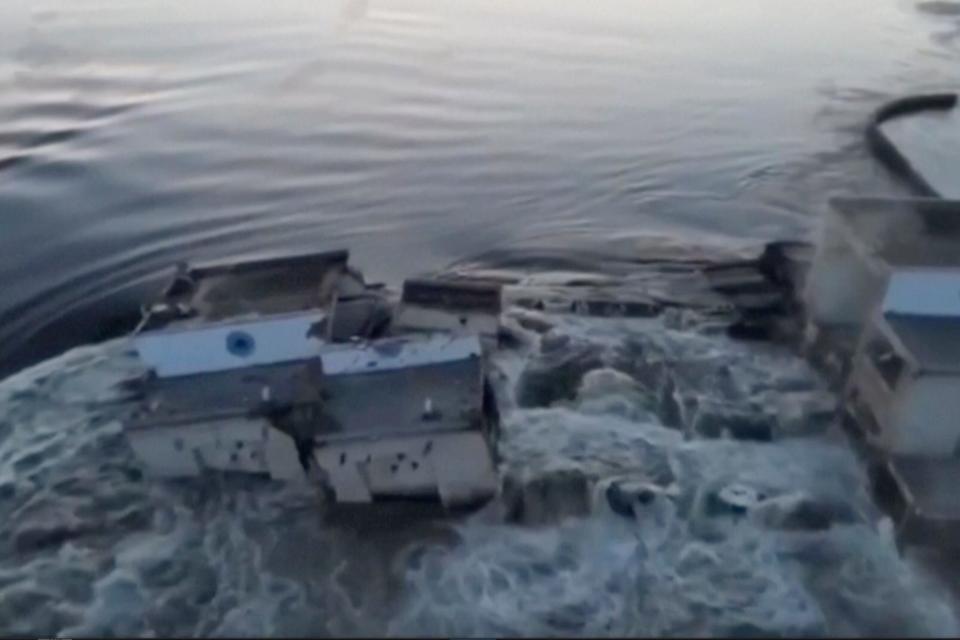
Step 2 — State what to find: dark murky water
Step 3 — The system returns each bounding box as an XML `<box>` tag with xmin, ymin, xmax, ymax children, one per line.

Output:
<box><xmin>1</xmin><ymin>0</ymin><xmax>958</xmax><ymax>375</ymax></box>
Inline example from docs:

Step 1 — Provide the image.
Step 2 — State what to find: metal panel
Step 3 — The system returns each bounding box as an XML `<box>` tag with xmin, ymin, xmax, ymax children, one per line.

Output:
<box><xmin>883</xmin><ymin>268</ymin><xmax>960</xmax><ymax>318</ymax></box>
<box><xmin>134</xmin><ymin>311</ymin><xmax>326</xmax><ymax>378</ymax></box>
<box><xmin>319</xmin><ymin>333</ymin><xmax>482</xmax><ymax>375</ymax></box>
<box><xmin>136</xmin><ymin>320</ymin><xmax>480</xmax><ymax>380</ymax></box>
<box><xmin>433</xmin><ymin>431</ymin><xmax>499</xmax><ymax>507</ymax></box>
<box><xmin>394</xmin><ymin>305</ymin><xmax>500</xmax><ymax>337</ymax></box>
<box><xmin>884</xmin><ymin>315</ymin><xmax>960</xmax><ymax>373</ymax></box>
<box><xmin>402</xmin><ymin>278</ymin><xmax>502</xmax><ymax>312</ymax></box>
<box><xmin>312</xmin><ymin>430</ymin><xmax>496</xmax><ymax>506</ymax></box>
<box><xmin>126</xmin><ymin>418</ymin><xmax>269</xmax><ymax>477</ymax></box>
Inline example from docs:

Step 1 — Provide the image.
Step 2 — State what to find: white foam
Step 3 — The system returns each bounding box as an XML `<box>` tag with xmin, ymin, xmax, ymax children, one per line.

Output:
<box><xmin>0</xmin><ymin>300</ymin><xmax>957</xmax><ymax>637</ymax></box>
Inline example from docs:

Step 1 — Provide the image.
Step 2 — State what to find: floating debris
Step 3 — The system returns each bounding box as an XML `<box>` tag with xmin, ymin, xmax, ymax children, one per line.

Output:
<box><xmin>126</xmin><ymin>250</ymin><xmax>502</xmax><ymax>509</ymax></box>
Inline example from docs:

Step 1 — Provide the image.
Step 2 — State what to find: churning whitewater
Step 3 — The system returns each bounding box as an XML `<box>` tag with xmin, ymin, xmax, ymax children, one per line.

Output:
<box><xmin>0</xmin><ymin>263</ymin><xmax>956</xmax><ymax>637</ymax></box>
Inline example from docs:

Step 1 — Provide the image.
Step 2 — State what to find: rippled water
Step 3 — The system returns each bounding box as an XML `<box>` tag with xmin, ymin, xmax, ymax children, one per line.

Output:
<box><xmin>1</xmin><ymin>0</ymin><xmax>959</xmax><ymax>376</ymax></box>
<box><xmin>2</xmin><ymin>1</ymin><xmax>960</xmax><ymax>636</ymax></box>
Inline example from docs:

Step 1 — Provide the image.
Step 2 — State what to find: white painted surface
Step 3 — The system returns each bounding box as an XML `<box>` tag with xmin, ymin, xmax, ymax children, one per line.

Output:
<box><xmin>127</xmin><ymin>417</ymin><xmax>271</xmax><ymax>477</ymax></box>
<box><xmin>129</xmin><ymin>416</ymin><xmax>308</xmax><ymax>481</ymax></box>
<box><xmin>128</xmin><ymin>425</ymin><xmax>205</xmax><ymax>476</ymax></box>
<box><xmin>263</xmin><ymin>426</ymin><xmax>306</xmax><ymax>482</ymax></box>
<box><xmin>321</xmin><ymin>455</ymin><xmax>373</xmax><ymax>502</ymax></box>
<box><xmin>129</xmin><ymin>328</ymin><xmax>487</xmax><ymax>496</ymax></box>
<box><xmin>134</xmin><ymin>312</ymin><xmax>326</xmax><ymax>378</ymax></box>
<box><xmin>366</xmin><ymin>453</ymin><xmax>436</xmax><ymax>494</ymax></box>
<box><xmin>883</xmin><ymin>269</ymin><xmax>960</xmax><ymax>318</ymax></box>
<box><xmin>433</xmin><ymin>431</ymin><xmax>499</xmax><ymax>507</ymax></box>
<box><xmin>394</xmin><ymin>304</ymin><xmax>500</xmax><ymax>338</ymax></box>
<box><xmin>136</xmin><ymin>317</ymin><xmax>481</xmax><ymax>379</ymax></box>
<box><xmin>320</xmin><ymin>333</ymin><xmax>482</xmax><ymax>375</ymax></box>
<box><xmin>312</xmin><ymin>429</ymin><xmax>497</xmax><ymax>507</ymax></box>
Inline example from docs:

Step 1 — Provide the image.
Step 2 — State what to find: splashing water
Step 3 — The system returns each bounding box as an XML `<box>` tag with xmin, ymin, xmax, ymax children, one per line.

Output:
<box><xmin>0</xmin><ymin>289</ymin><xmax>957</xmax><ymax>637</ymax></box>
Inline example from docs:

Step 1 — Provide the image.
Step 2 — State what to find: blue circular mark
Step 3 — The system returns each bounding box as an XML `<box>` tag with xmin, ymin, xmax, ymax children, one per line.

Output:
<box><xmin>226</xmin><ymin>330</ymin><xmax>256</xmax><ymax>358</ymax></box>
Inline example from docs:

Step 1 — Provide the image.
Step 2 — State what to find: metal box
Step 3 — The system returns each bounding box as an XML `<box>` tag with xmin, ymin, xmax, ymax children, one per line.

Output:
<box><xmin>804</xmin><ymin>197</ymin><xmax>960</xmax><ymax>330</ymax></box>
<box><xmin>125</xmin><ymin>251</ymin><xmax>500</xmax><ymax>509</ymax></box>
<box><xmin>847</xmin><ymin>268</ymin><xmax>960</xmax><ymax>456</ymax></box>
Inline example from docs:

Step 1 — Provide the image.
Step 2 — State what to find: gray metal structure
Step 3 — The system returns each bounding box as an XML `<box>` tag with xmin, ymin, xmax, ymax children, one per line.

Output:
<box><xmin>125</xmin><ymin>250</ymin><xmax>501</xmax><ymax>508</ymax></box>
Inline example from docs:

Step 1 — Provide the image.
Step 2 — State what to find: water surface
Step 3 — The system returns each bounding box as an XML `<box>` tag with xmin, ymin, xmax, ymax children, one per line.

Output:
<box><xmin>1</xmin><ymin>0</ymin><xmax>959</xmax><ymax>375</ymax></box>
<box><xmin>2</xmin><ymin>4</ymin><xmax>960</xmax><ymax>632</ymax></box>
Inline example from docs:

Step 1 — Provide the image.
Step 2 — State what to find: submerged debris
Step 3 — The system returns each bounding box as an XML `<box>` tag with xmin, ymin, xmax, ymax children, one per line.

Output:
<box><xmin>515</xmin><ymin>334</ymin><xmax>606</xmax><ymax>408</ymax></box>
<box><xmin>692</xmin><ymin>400</ymin><xmax>774</xmax><ymax>442</ymax></box>
<box><xmin>601</xmin><ymin>477</ymin><xmax>679</xmax><ymax>519</ymax></box>
<box><xmin>500</xmin><ymin>469</ymin><xmax>592</xmax><ymax>526</ymax></box>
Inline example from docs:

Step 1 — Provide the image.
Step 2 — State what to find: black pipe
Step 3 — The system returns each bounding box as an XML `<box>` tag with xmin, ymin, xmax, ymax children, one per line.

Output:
<box><xmin>866</xmin><ymin>92</ymin><xmax>958</xmax><ymax>198</ymax></box>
